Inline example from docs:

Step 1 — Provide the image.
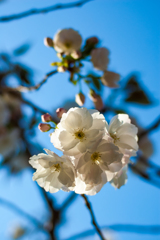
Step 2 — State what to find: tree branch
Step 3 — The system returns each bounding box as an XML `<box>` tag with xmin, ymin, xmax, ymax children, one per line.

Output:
<box><xmin>60</xmin><ymin>192</ymin><xmax>78</xmax><ymax>212</ymax></box>
<box><xmin>81</xmin><ymin>194</ymin><xmax>106</xmax><ymax>240</ymax></box>
<box><xmin>0</xmin><ymin>0</ymin><xmax>92</xmax><ymax>22</ymax></box>
<box><xmin>138</xmin><ymin>116</ymin><xmax>160</xmax><ymax>139</ymax></box>
<box><xmin>10</xmin><ymin>70</ymin><xmax>57</xmax><ymax>92</ymax></box>
<box><xmin>0</xmin><ymin>197</ymin><xmax>44</xmax><ymax>230</ymax></box>
<box><xmin>64</xmin><ymin>224</ymin><xmax>160</xmax><ymax>240</ymax></box>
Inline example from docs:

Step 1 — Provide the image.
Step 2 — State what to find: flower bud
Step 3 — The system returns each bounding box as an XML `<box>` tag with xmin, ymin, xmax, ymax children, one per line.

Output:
<box><xmin>38</xmin><ymin>123</ymin><xmax>51</xmax><ymax>132</ymax></box>
<box><xmin>75</xmin><ymin>92</ymin><xmax>85</xmax><ymax>106</ymax></box>
<box><xmin>41</xmin><ymin>113</ymin><xmax>52</xmax><ymax>122</ymax></box>
<box><xmin>86</xmin><ymin>36</ymin><xmax>99</xmax><ymax>45</ymax></box>
<box><xmin>44</xmin><ymin>37</ymin><xmax>54</xmax><ymax>47</ymax></box>
<box><xmin>89</xmin><ymin>90</ymin><xmax>104</xmax><ymax>111</ymax></box>
<box><xmin>71</xmin><ymin>50</ymin><xmax>82</xmax><ymax>59</ymax></box>
<box><xmin>57</xmin><ymin>66</ymin><xmax>67</xmax><ymax>72</ymax></box>
<box><xmin>56</xmin><ymin>108</ymin><xmax>67</xmax><ymax>118</ymax></box>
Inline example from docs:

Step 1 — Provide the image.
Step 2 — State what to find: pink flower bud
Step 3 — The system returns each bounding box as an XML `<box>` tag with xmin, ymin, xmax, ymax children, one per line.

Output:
<box><xmin>41</xmin><ymin>113</ymin><xmax>52</xmax><ymax>122</ymax></box>
<box><xmin>86</xmin><ymin>36</ymin><xmax>99</xmax><ymax>45</ymax></box>
<box><xmin>94</xmin><ymin>95</ymin><xmax>104</xmax><ymax>111</ymax></box>
<box><xmin>38</xmin><ymin>123</ymin><xmax>51</xmax><ymax>132</ymax></box>
<box><xmin>44</xmin><ymin>37</ymin><xmax>54</xmax><ymax>47</ymax></box>
<box><xmin>56</xmin><ymin>108</ymin><xmax>67</xmax><ymax>118</ymax></box>
<box><xmin>89</xmin><ymin>90</ymin><xmax>104</xmax><ymax>111</ymax></box>
<box><xmin>75</xmin><ymin>92</ymin><xmax>85</xmax><ymax>106</ymax></box>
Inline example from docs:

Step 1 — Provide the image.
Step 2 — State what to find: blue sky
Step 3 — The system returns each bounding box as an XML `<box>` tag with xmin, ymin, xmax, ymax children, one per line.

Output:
<box><xmin>0</xmin><ymin>0</ymin><xmax>160</xmax><ymax>240</ymax></box>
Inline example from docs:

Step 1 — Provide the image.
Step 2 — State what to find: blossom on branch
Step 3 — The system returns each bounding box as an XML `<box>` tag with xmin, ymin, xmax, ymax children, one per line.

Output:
<box><xmin>29</xmin><ymin>149</ymin><xmax>75</xmax><ymax>193</ymax></box>
<box><xmin>50</xmin><ymin>108</ymin><xmax>106</xmax><ymax>155</ymax></box>
<box><xmin>54</xmin><ymin>28</ymin><xmax>82</xmax><ymax>54</ymax></box>
<box><xmin>106</xmin><ymin>114</ymin><xmax>138</xmax><ymax>155</ymax></box>
<box><xmin>91</xmin><ymin>47</ymin><xmax>109</xmax><ymax>71</ymax></box>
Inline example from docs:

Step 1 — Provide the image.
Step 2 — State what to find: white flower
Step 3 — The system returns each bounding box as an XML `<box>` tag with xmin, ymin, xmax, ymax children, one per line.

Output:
<box><xmin>54</xmin><ymin>28</ymin><xmax>82</xmax><ymax>54</ymax></box>
<box><xmin>74</xmin><ymin>139</ymin><xmax>123</xmax><ymax>195</ymax></box>
<box><xmin>91</xmin><ymin>47</ymin><xmax>109</xmax><ymax>71</ymax></box>
<box><xmin>50</xmin><ymin>108</ymin><xmax>106</xmax><ymax>155</ymax></box>
<box><xmin>0</xmin><ymin>96</ymin><xmax>10</xmax><ymax>127</ymax></box>
<box><xmin>106</xmin><ymin>114</ymin><xmax>138</xmax><ymax>155</ymax></box>
<box><xmin>101</xmin><ymin>70</ymin><xmax>120</xmax><ymax>88</ymax></box>
<box><xmin>110</xmin><ymin>166</ymin><xmax>128</xmax><ymax>189</ymax></box>
<box><xmin>29</xmin><ymin>149</ymin><xmax>75</xmax><ymax>193</ymax></box>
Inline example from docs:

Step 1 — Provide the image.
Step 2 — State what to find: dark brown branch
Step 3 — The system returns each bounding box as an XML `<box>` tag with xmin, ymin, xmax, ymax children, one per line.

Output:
<box><xmin>0</xmin><ymin>0</ymin><xmax>92</xmax><ymax>22</ymax></box>
<box><xmin>81</xmin><ymin>194</ymin><xmax>106</xmax><ymax>240</ymax></box>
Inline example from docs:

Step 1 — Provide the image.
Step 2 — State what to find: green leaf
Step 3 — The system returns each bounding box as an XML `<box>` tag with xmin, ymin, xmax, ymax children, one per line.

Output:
<box><xmin>125</xmin><ymin>90</ymin><xmax>151</xmax><ymax>105</ymax></box>
<box><xmin>13</xmin><ymin>43</ymin><xmax>31</xmax><ymax>56</ymax></box>
<box><xmin>92</xmin><ymin>77</ymin><xmax>101</xmax><ymax>91</ymax></box>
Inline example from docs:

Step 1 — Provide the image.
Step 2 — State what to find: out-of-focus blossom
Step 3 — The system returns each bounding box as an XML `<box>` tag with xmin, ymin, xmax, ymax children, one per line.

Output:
<box><xmin>106</xmin><ymin>114</ymin><xmax>138</xmax><ymax>155</ymax></box>
<box><xmin>54</xmin><ymin>28</ymin><xmax>82</xmax><ymax>54</ymax></box>
<box><xmin>29</xmin><ymin>149</ymin><xmax>75</xmax><ymax>193</ymax></box>
<box><xmin>101</xmin><ymin>70</ymin><xmax>120</xmax><ymax>88</ymax></box>
<box><xmin>50</xmin><ymin>108</ymin><xmax>106</xmax><ymax>155</ymax></box>
<box><xmin>56</xmin><ymin>108</ymin><xmax>67</xmax><ymax>118</ymax></box>
<box><xmin>75</xmin><ymin>92</ymin><xmax>85</xmax><ymax>106</ymax></box>
<box><xmin>9</xmin><ymin>153</ymin><xmax>29</xmax><ymax>173</ymax></box>
<box><xmin>0</xmin><ymin>97</ymin><xmax>10</xmax><ymax>127</ymax></box>
<box><xmin>0</xmin><ymin>129</ymin><xmax>20</xmax><ymax>158</ymax></box>
<box><xmin>91</xmin><ymin>47</ymin><xmax>109</xmax><ymax>71</ymax></box>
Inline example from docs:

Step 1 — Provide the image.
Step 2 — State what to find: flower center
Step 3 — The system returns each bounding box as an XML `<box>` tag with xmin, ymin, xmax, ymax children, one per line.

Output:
<box><xmin>50</xmin><ymin>163</ymin><xmax>61</xmax><ymax>172</ymax></box>
<box><xmin>74</xmin><ymin>130</ymin><xmax>85</xmax><ymax>141</ymax></box>
<box><xmin>91</xmin><ymin>152</ymin><xmax>101</xmax><ymax>165</ymax></box>
<box><xmin>110</xmin><ymin>132</ymin><xmax>119</xmax><ymax>143</ymax></box>
<box><xmin>64</xmin><ymin>41</ymin><xmax>72</xmax><ymax>49</ymax></box>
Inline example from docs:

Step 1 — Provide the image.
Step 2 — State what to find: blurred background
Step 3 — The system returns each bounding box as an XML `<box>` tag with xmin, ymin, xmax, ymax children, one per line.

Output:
<box><xmin>0</xmin><ymin>0</ymin><xmax>160</xmax><ymax>240</ymax></box>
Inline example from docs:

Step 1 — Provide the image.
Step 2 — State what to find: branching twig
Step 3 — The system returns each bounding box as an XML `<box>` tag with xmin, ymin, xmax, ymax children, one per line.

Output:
<box><xmin>10</xmin><ymin>70</ymin><xmax>57</xmax><ymax>92</ymax></box>
<box><xmin>0</xmin><ymin>0</ymin><xmax>92</xmax><ymax>22</ymax></box>
<box><xmin>81</xmin><ymin>194</ymin><xmax>106</xmax><ymax>240</ymax></box>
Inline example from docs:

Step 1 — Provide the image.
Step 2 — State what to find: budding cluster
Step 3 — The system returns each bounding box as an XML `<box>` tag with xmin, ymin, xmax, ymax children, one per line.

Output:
<box><xmin>30</xmin><ymin>107</ymin><xmax>138</xmax><ymax>195</ymax></box>
<box><xmin>44</xmin><ymin>28</ymin><xmax>121</xmax><ymax>110</ymax></box>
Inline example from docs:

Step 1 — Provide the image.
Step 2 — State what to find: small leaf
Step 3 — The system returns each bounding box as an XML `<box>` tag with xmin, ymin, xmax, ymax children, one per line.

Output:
<box><xmin>92</xmin><ymin>77</ymin><xmax>101</xmax><ymax>91</ymax></box>
<box><xmin>125</xmin><ymin>90</ymin><xmax>151</xmax><ymax>105</ymax></box>
<box><xmin>13</xmin><ymin>43</ymin><xmax>31</xmax><ymax>56</ymax></box>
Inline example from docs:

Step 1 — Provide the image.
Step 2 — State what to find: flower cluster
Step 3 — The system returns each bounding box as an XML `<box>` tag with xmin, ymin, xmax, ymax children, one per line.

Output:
<box><xmin>29</xmin><ymin>107</ymin><xmax>138</xmax><ymax>195</ymax></box>
<box><xmin>44</xmin><ymin>28</ymin><xmax>120</xmax><ymax>110</ymax></box>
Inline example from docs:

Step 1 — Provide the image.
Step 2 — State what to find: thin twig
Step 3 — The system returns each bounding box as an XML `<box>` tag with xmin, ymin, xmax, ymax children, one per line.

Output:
<box><xmin>60</xmin><ymin>192</ymin><xmax>78</xmax><ymax>212</ymax></box>
<box><xmin>63</xmin><ymin>224</ymin><xmax>160</xmax><ymax>240</ymax></box>
<box><xmin>139</xmin><ymin>116</ymin><xmax>160</xmax><ymax>139</ymax></box>
<box><xmin>0</xmin><ymin>197</ymin><xmax>44</xmax><ymax>230</ymax></box>
<box><xmin>81</xmin><ymin>194</ymin><xmax>106</xmax><ymax>240</ymax></box>
<box><xmin>0</xmin><ymin>0</ymin><xmax>92</xmax><ymax>22</ymax></box>
<box><xmin>10</xmin><ymin>70</ymin><xmax>57</xmax><ymax>92</ymax></box>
